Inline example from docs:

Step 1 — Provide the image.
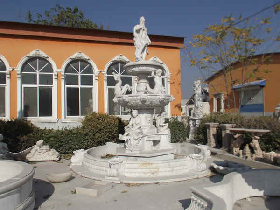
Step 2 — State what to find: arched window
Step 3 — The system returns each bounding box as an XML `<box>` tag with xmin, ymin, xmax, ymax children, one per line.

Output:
<box><xmin>16</xmin><ymin>49</ymin><xmax>58</xmax><ymax>120</ymax></box>
<box><xmin>105</xmin><ymin>55</ymin><xmax>133</xmax><ymax>116</ymax></box>
<box><xmin>21</xmin><ymin>57</ymin><xmax>54</xmax><ymax>117</ymax></box>
<box><xmin>61</xmin><ymin>52</ymin><xmax>98</xmax><ymax>119</ymax></box>
<box><xmin>0</xmin><ymin>55</ymin><xmax>11</xmax><ymax>118</ymax></box>
<box><xmin>64</xmin><ymin>59</ymin><xmax>95</xmax><ymax>117</ymax></box>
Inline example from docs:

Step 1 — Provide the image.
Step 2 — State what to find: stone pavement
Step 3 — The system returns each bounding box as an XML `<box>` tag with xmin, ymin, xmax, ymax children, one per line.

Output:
<box><xmin>32</xmin><ymin>151</ymin><xmax>280</xmax><ymax>210</ymax></box>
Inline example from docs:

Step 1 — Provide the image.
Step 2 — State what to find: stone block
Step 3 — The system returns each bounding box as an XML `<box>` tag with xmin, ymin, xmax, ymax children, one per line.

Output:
<box><xmin>75</xmin><ymin>181</ymin><xmax>113</xmax><ymax>197</ymax></box>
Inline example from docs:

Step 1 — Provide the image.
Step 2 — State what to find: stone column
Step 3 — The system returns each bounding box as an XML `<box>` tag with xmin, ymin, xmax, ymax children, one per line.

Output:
<box><xmin>205</xmin><ymin>123</ymin><xmax>219</xmax><ymax>148</ymax></box>
<box><xmin>220</xmin><ymin>124</ymin><xmax>235</xmax><ymax>151</ymax></box>
<box><xmin>213</xmin><ymin>97</ymin><xmax>217</xmax><ymax>112</ymax></box>
<box><xmin>220</xmin><ymin>93</ymin><xmax>225</xmax><ymax>113</ymax></box>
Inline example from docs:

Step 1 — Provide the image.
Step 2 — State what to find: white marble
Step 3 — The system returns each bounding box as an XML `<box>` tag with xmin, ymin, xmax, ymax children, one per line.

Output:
<box><xmin>210</xmin><ymin>161</ymin><xmax>251</xmax><ymax>175</ymax></box>
<box><xmin>0</xmin><ymin>160</ymin><xmax>35</xmax><ymax>210</ymax></box>
<box><xmin>112</xmin><ymin>72</ymin><xmax>131</xmax><ymax>96</ymax></box>
<box><xmin>133</xmin><ymin>16</ymin><xmax>151</xmax><ymax>62</ymax></box>
<box><xmin>70</xmin><ymin>149</ymin><xmax>86</xmax><ymax>166</ymax></box>
<box><xmin>187</xmin><ymin>169</ymin><xmax>280</xmax><ymax>210</ymax></box>
<box><xmin>46</xmin><ymin>172</ymin><xmax>72</xmax><ymax>183</ymax></box>
<box><xmin>73</xmin><ymin>17</ymin><xmax>211</xmax><ymax>183</ymax></box>
<box><xmin>26</xmin><ymin>140</ymin><xmax>60</xmax><ymax>161</ymax></box>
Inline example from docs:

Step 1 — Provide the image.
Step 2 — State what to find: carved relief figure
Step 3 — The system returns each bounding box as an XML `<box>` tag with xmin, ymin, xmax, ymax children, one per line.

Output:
<box><xmin>133</xmin><ymin>16</ymin><xmax>151</xmax><ymax>61</ymax></box>
<box><xmin>156</xmin><ymin>112</ymin><xmax>169</xmax><ymax>133</ymax></box>
<box><xmin>112</xmin><ymin>72</ymin><xmax>131</xmax><ymax>96</ymax></box>
<box><xmin>121</xmin><ymin>110</ymin><xmax>143</xmax><ymax>150</ymax></box>
<box><xmin>26</xmin><ymin>140</ymin><xmax>60</xmax><ymax>161</ymax></box>
<box><xmin>147</xmin><ymin>69</ymin><xmax>166</xmax><ymax>94</ymax></box>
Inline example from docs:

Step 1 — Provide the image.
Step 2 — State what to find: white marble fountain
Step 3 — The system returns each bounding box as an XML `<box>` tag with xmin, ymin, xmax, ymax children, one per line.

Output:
<box><xmin>71</xmin><ymin>17</ymin><xmax>211</xmax><ymax>183</ymax></box>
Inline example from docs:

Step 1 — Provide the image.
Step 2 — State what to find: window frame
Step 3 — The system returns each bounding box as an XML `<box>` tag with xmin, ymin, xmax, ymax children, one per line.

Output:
<box><xmin>61</xmin><ymin>52</ymin><xmax>99</xmax><ymax>121</ymax></box>
<box><xmin>0</xmin><ymin>55</ymin><xmax>12</xmax><ymax>119</ymax></box>
<box><xmin>15</xmin><ymin>49</ymin><xmax>58</xmax><ymax>122</ymax></box>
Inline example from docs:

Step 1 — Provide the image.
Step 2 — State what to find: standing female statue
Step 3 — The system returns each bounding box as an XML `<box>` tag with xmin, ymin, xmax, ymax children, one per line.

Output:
<box><xmin>133</xmin><ymin>16</ymin><xmax>151</xmax><ymax>61</ymax></box>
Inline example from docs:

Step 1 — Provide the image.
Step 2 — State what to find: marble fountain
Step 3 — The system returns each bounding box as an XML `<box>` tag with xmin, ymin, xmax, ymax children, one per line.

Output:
<box><xmin>0</xmin><ymin>160</ymin><xmax>35</xmax><ymax>210</ymax></box>
<box><xmin>71</xmin><ymin>17</ymin><xmax>211</xmax><ymax>183</ymax></box>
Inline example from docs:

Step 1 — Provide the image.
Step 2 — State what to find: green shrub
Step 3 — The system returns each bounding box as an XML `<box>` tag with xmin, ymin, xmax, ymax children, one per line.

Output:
<box><xmin>194</xmin><ymin>113</ymin><xmax>280</xmax><ymax>153</ymax></box>
<box><xmin>167</xmin><ymin>117</ymin><xmax>188</xmax><ymax>143</ymax></box>
<box><xmin>20</xmin><ymin>112</ymin><xmax>125</xmax><ymax>154</ymax></box>
<box><xmin>0</xmin><ymin>119</ymin><xmax>36</xmax><ymax>153</ymax></box>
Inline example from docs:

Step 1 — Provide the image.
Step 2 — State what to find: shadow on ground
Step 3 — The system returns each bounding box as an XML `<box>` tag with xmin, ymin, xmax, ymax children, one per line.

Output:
<box><xmin>209</xmin><ymin>174</ymin><xmax>223</xmax><ymax>183</ymax></box>
<box><xmin>179</xmin><ymin>198</ymin><xmax>191</xmax><ymax>209</ymax></box>
<box><xmin>33</xmin><ymin>179</ymin><xmax>55</xmax><ymax>210</ymax></box>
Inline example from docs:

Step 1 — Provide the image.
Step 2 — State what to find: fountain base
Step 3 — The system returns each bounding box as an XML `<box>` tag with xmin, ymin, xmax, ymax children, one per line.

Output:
<box><xmin>71</xmin><ymin>143</ymin><xmax>211</xmax><ymax>183</ymax></box>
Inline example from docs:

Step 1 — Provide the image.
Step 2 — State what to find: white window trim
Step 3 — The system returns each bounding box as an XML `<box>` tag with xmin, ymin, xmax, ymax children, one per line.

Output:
<box><xmin>61</xmin><ymin>52</ymin><xmax>99</xmax><ymax>120</ymax></box>
<box><xmin>15</xmin><ymin>49</ymin><xmax>58</xmax><ymax>122</ymax></box>
<box><xmin>103</xmin><ymin>54</ymin><xmax>131</xmax><ymax>117</ymax></box>
<box><xmin>0</xmin><ymin>55</ymin><xmax>12</xmax><ymax>120</ymax></box>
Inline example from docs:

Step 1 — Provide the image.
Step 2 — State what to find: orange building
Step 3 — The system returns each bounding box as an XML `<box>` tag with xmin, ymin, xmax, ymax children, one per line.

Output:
<box><xmin>0</xmin><ymin>21</ymin><xmax>183</xmax><ymax>127</ymax></box>
<box><xmin>205</xmin><ymin>53</ymin><xmax>280</xmax><ymax>117</ymax></box>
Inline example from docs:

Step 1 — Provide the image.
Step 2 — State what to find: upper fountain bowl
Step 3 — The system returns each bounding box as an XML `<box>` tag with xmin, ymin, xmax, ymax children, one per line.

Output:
<box><xmin>113</xmin><ymin>94</ymin><xmax>174</xmax><ymax>109</ymax></box>
<box><xmin>124</xmin><ymin>60</ymin><xmax>163</xmax><ymax>76</ymax></box>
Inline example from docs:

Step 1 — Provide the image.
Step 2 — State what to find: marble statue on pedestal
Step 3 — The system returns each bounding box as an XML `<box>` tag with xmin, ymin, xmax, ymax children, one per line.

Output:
<box><xmin>0</xmin><ymin>134</ymin><xmax>8</xmax><ymax>159</ymax></box>
<box><xmin>121</xmin><ymin>110</ymin><xmax>143</xmax><ymax>151</ymax></box>
<box><xmin>193</xmin><ymin>79</ymin><xmax>203</xmax><ymax>118</ymax></box>
<box><xmin>188</xmin><ymin>79</ymin><xmax>203</xmax><ymax>140</ymax></box>
<box><xmin>26</xmin><ymin>140</ymin><xmax>60</xmax><ymax>161</ymax></box>
<box><xmin>133</xmin><ymin>16</ymin><xmax>151</xmax><ymax>62</ymax></box>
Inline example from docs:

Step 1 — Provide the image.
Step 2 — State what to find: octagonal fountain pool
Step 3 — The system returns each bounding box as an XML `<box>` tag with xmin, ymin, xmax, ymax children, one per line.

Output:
<box><xmin>71</xmin><ymin>143</ymin><xmax>211</xmax><ymax>183</ymax></box>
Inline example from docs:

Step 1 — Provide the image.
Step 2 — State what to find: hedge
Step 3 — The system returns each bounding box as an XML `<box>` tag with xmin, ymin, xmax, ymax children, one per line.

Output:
<box><xmin>1</xmin><ymin>113</ymin><xmax>188</xmax><ymax>154</ymax></box>
<box><xmin>194</xmin><ymin>113</ymin><xmax>280</xmax><ymax>153</ymax></box>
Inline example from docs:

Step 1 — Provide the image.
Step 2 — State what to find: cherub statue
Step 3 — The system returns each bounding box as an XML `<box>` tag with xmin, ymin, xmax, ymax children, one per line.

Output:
<box><xmin>133</xmin><ymin>16</ymin><xmax>151</xmax><ymax>61</ymax></box>
<box><xmin>112</xmin><ymin>72</ymin><xmax>132</xmax><ymax>96</ymax></box>
<box><xmin>147</xmin><ymin>69</ymin><xmax>166</xmax><ymax>94</ymax></box>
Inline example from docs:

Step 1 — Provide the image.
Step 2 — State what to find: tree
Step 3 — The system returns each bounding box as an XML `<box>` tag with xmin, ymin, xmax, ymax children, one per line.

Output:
<box><xmin>27</xmin><ymin>4</ymin><xmax>103</xmax><ymax>29</ymax></box>
<box><xmin>185</xmin><ymin>4</ymin><xmax>280</xmax><ymax>111</ymax></box>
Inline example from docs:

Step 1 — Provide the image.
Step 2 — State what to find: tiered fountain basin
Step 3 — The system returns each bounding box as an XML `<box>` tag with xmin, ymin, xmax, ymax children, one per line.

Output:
<box><xmin>124</xmin><ymin>61</ymin><xmax>163</xmax><ymax>75</ymax></box>
<box><xmin>71</xmin><ymin>143</ymin><xmax>211</xmax><ymax>183</ymax></box>
<box><xmin>0</xmin><ymin>161</ymin><xmax>35</xmax><ymax>210</ymax></box>
<box><xmin>113</xmin><ymin>94</ymin><xmax>174</xmax><ymax>109</ymax></box>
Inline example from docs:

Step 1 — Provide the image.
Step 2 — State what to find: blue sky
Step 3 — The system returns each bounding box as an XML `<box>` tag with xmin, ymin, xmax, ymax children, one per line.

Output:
<box><xmin>0</xmin><ymin>0</ymin><xmax>279</xmax><ymax>98</ymax></box>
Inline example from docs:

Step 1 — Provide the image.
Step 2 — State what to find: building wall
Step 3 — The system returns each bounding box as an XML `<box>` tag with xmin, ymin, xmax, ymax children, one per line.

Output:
<box><xmin>0</xmin><ymin>28</ymin><xmax>182</xmax><ymax>120</ymax></box>
<box><xmin>207</xmin><ymin>53</ymin><xmax>280</xmax><ymax>115</ymax></box>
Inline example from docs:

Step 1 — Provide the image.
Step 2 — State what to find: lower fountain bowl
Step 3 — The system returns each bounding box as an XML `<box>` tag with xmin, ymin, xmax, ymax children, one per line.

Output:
<box><xmin>71</xmin><ymin>143</ymin><xmax>211</xmax><ymax>183</ymax></box>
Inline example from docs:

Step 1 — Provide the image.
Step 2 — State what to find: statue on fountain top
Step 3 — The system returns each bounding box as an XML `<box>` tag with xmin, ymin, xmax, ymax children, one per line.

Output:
<box><xmin>133</xmin><ymin>16</ymin><xmax>151</xmax><ymax>62</ymax></box>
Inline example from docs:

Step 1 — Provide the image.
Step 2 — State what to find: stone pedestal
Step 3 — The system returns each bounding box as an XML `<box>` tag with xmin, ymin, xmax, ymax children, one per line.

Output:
<box><xmin>220</xmin><ymin>124</ymin><xmax>235</xmax><ymax>151</ymax></box>
<box><xmin>205</xmin><ymin>123</ymin><xmax>219</xmax><ymax>148</ymax></box>
<box><xmin>188</xmin><ymin>117</ymin><xmax>201</xmax><ymax>140</ymax></box>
